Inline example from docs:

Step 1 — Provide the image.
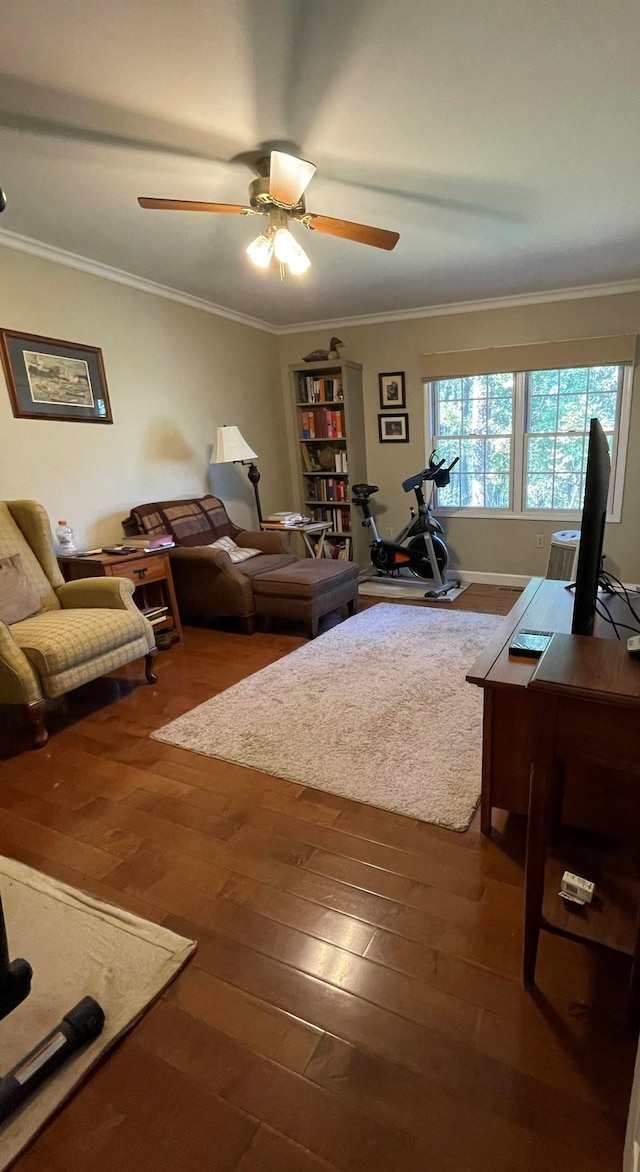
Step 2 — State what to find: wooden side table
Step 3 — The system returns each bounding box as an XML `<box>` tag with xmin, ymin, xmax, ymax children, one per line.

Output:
<box><xmin>524</xmin><ymin>633</ymin><xmax>640</xmax><ymax>1020</ymax></box>
<box><xmin>58</xmin><ymin>549</ymin><xmax>182</xmax><ymax>641</ymax></box>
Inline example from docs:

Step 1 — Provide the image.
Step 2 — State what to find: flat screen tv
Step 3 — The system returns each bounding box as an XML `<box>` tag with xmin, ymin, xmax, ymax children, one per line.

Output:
<box><xmin>571</xmin><ymin>417</ymin><xmax>610</xmax><ymax>636</ymax></box>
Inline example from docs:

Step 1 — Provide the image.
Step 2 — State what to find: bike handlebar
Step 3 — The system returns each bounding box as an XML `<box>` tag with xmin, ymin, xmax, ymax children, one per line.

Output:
<box><xmin>401</xmin><ymin>453</ymin><xmax>460</xmax><ymax>495</ymax></box>
<box><xmin>423</xmin><ymin>453</ymin><xmax>459</xmax><ymax>481</ymax></box>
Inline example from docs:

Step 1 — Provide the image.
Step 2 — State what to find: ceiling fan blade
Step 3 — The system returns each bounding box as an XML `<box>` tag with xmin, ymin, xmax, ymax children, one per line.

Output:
<box><xmin>138</xmin><ymin>197</ymin><xmax>249</xmax><ymax>213</ymax></box>
<box><xmin>305</xmin><ymin>214</ymin><xmax>399</xmax><ymax>251</ymax></box>
<box><xmin>268</xmin><ymin>151</ymin><xmax>316</xmax><ymax>206</ymax></box>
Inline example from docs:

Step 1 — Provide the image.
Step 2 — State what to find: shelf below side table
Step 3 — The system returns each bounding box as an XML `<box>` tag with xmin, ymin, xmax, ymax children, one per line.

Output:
<box><xmin>542</xmin><ymin>832</ymin><xmax>640</xmax><ymax>959</ymax></box>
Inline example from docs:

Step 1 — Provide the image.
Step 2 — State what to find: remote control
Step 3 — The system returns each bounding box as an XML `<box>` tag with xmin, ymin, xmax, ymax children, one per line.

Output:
<box><xmin>508</xmin><ymin>629</ymin><xmax>554</xmax><ymax>659</ymax></box>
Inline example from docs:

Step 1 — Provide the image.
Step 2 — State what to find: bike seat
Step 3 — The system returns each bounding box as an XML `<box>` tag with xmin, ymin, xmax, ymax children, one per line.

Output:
<box><xmin>352</xmin><ymin>483</ymin><xmax>379</xmax><ymax>500</ymax></box>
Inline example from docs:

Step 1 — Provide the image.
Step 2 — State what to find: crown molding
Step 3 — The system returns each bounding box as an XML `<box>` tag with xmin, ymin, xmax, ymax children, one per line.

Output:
<box><xmin>273</xmin><ymin>278</ymin><xmax>640</xmax><ymax>334</ymax></box>
<box><xmin>0</xmin><ymin>228</ymin><xmax>276</xmax><ymax>334</ymax></box>
<box><xmin>2</xmin><ymin>227</ymin><xmax>640</xmax><ymax>336</ymax></box>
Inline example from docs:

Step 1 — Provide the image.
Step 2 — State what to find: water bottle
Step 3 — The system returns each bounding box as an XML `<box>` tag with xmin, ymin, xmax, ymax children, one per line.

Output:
<box><xmin>55</xmin><ymin>520</ymin><xmax>77</xmax><ymax>554</ymax></box>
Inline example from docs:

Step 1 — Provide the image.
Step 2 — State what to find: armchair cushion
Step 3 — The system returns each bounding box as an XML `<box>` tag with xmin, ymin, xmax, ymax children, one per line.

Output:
<box><xmin>0</xmin><ymin>554</ymin><xmax>41</xmax><ymax>625</ymax></box>
<box><xmin>12</xmin><ymin>609</ymin><xmax>152</xmax><ymax>694</ymax></box>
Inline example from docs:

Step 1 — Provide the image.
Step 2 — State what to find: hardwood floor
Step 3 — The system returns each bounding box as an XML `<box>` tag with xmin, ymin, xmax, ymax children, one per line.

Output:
<box><xmin>1</xmin><ymin>586</ymin><xmax>636</xmax><ymax>1171</ymax></box>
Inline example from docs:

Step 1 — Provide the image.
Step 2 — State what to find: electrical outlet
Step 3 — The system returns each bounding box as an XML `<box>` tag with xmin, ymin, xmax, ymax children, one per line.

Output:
<box><xmin>383</xmin><ymin>527</ymin><xmax>393</xmax><ymax>539</ymax></box>
<box><xmin>536</xmin><ymin>534</ymin><xmax>544</xmax><ymax>549</ymax></box>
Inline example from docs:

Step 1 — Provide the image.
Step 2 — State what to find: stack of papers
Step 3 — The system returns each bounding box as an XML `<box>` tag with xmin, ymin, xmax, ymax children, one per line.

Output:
<box><xmin>267</xmin><ymin>512</ymin><xmax>309</xmax><ymax>526</ymax></box>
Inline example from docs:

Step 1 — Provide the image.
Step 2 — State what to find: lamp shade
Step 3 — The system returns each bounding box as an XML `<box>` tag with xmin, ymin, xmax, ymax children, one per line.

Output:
<box><xmin>211</xmin><ymin>426</ymin><xmax>257</xmax><ymax>464</ymax></box>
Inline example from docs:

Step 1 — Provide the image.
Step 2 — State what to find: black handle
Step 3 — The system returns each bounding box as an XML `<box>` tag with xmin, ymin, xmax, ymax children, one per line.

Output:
<box><xmin>0</xmin><ymin>996</ymin><xmax>105</xmax><ymax>1124</ymax></box>
<box><xmin>0</xmin><ymin>896</ymin><xmax>32</xmax><ymax>1021</ymax></box>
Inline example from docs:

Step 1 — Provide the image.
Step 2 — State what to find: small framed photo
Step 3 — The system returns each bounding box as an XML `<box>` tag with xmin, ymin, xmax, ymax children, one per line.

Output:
<box><xmin>378</xmin><ymin>413</ymin><xmax>409</xmax><ymax>443</ymax></box>
<box><xmin>0</xmin><ymin>328</ymin><xmax>113</xmax><ymax>424</ymax></box>
<box><xmin>378</xmin><ymin>371</ymin><xmax>405</xmax><ymax>409</ymax></box>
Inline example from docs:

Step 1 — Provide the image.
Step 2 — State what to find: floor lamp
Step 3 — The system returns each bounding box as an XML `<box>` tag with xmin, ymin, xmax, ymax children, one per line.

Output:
<box><xmin>210</xmin><ymin>426</ymin><xmax>263</xmax><ymax>524</ymax></box>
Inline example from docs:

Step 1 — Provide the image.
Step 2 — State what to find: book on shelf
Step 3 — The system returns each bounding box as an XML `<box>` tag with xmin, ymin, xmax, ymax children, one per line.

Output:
<box><xmin>140</xmin><ymin>605</ymin><xmax>169</xmax><ymax>624</ymax></box>
<box><xmin>301</xmin><ymin>444</ymin><xmax>322</xmax><ymax>472</ymax></box>
<box><xmin>334</xmin><ymin>450</ymin><xmax>348</xmax><ymax>473</ymax></box>
<box><xmin>305</xmin><ymin>478</ymin><xmax>349</xmax><ymax>504</ymax></box>
<box><xmin>298</xmin><ymin>407</ymin><xmax>344</xmax><ymax>441</ymax></box>
<box><xmin>322</xmin><ymin>537</ymin><xmax>352</xmax><ymax>560</ymax></box>
<box><xmin>338</xmin><ymin>538</ymin><xmax>352</xmax><ymax>560</ymax></box>
<box><xmin>297</xmin><ymin>375</ymin><xmax>344</xmax><ymax>404</ymax></box>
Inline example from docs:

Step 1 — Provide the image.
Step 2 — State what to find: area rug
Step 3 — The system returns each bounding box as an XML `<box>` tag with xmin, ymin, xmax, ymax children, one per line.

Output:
<box><xmin>0</xmin><ymin>855</ymin><xmax>196</xmax><ymax>1169</ymax></box>
<box><xmin>358</xmin><ymin>578</ymin><xmax>470</xmax><ymax>602</ymax></box>
<box><xmin>152</xmin><ymin>603</ymin><xmax>503</xmax><ymax>830</ymax></box>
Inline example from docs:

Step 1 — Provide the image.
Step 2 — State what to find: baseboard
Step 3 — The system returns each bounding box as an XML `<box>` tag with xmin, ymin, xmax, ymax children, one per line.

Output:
<box><xmin>360</xmin><ymin>567</ymin><xmax>639</xmax><ymax>592</ymax></box>
<box><xmin>359</xmin><ymin>568</ymin><xmax>532</xmax><ymax>589</ymax></box>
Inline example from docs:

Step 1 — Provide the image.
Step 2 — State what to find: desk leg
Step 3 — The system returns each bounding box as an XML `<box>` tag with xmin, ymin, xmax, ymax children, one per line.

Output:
<box><xmin>480</xmin><ymin>692</ymin><xmax>494</xmax><ymax>837</ymax></box>
<box><xmin>523</xmin><ymin>695</ymin><xmax>558</xmax><ymax>988</ymax></box>
<box><xmin>629</xmin><ymin>904</ymin><xmax>640</xmax><ymax>1028</ymax></box>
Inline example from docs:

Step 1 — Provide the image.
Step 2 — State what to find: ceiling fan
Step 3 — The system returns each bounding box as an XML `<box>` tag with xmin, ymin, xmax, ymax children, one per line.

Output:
<box><xmin>138</xmin><ymin>150</ymin><xmax>400</xmax><ymax>276</ymax></box>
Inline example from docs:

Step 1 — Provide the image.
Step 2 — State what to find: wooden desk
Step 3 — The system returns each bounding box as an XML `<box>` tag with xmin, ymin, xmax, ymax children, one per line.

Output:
<box><xmin>524</xmin><ymin>634</ymin><xmax>640</xmax><ymax>1014</ymax></box>
<box><xmin>467</xmin><ymin>577</ymin><xmax>634</xmax><ymax>836</ymax></box>
<box><xmin>58</xmin><ymin>549</ymin><xmax>182</xmax><ymax>641</ymax></box>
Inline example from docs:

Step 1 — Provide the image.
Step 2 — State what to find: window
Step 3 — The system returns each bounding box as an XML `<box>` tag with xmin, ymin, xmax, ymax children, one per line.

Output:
<box><xmin>428</xmin><ymin>363</ymin><xmax>631</xmax><ymax>520</ymax></box>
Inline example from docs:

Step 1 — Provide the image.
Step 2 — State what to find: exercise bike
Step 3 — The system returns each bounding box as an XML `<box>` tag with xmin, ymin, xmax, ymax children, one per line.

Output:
<box><xmin>352</xmin><ymin>453</ymin><xmax>462</xmax><ymax>599</ymax></box>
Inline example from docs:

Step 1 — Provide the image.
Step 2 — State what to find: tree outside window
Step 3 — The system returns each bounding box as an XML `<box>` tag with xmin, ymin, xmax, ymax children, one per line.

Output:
<box><xmin>429</xmin><ymin>364</ymin><xmax>627</xmax><ymax>518</ymax></box>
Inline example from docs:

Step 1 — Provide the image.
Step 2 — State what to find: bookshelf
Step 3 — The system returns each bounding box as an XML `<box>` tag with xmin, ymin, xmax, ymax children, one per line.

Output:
<box><xmin>288</xmin><ymin>358</ymin><xmax>368</xmax><ymax>568</ymax></box>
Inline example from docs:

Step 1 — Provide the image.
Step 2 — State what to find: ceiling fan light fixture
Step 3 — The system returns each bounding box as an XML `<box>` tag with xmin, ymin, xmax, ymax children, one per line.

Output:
<box><xmin>272</xmin><ymin>226</ymin><xmax>311</xmax><ymax>275</ymax></box>
<box><xmin>273</xmin><ymin>227</ymin><xmax>296</xmax><ymax>264</ymax></box>
<box><xmin>246</xmin><ymin>231</ymin><xmax>274</xmax><ymax>269</ymax></box>
<box><xmin>287</xmin><ymin>238</ymin><xmax>311</xmax><ymax>275</ymax></box>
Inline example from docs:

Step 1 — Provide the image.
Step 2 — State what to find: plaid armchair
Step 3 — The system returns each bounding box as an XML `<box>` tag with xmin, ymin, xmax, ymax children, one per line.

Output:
<box><xmin>0</xmin><ymin>501</ymin><xmax>157</xmax><ymax>747</ymax></box>
<box><xmin>123</xmin><ymin>495</ymin><xmax>297</xmax><ymax>633</ymax></box>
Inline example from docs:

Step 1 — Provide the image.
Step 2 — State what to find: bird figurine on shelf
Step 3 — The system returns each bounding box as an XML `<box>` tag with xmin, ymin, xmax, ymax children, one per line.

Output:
<box><xmin>302</xmin><ymin>337</ymin><xmax>344</xmax><ymax>363</ymax></box>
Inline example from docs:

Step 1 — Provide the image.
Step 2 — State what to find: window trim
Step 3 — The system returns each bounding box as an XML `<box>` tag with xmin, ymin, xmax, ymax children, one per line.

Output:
<box><xmin>425</xmin><ymin>364</ymin><xmax>632</xmax><ymax>523</ymax></box>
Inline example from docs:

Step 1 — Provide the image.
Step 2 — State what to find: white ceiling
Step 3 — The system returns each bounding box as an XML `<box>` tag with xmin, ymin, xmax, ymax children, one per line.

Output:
<box><xmin>1</xmin><ymin>0</ymin><xmax>640</xmax><ymax>329</ymax></box>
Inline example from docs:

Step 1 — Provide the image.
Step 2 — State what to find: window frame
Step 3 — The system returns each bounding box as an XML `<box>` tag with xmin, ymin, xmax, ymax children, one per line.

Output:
<box><xmin>425</xmin><ymin>364</ymin><xmax>632</xmax><ymax>523</ymax></box>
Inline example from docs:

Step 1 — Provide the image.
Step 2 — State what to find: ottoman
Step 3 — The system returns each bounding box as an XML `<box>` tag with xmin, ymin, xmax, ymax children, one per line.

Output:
<box><xmin>253</xmin><ymin>559</ymin><xmax>359</xmax><ymax>638</ymax></box>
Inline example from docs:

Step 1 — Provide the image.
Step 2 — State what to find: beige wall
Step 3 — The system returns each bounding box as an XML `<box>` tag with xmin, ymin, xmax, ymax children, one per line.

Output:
<box><xmin>0</xmin><ymin>246</ymin><xmax>289</xmax><ymax>549</ymax></box>
<box><xmin>277</xmin><ymin>294</ymin><xmax>640</xmax><ymax>579</ymax></box>
<box><xmin>2</xmin><ymin>244</ymin><xmax>637</xmax><ymax>578</ymax></box>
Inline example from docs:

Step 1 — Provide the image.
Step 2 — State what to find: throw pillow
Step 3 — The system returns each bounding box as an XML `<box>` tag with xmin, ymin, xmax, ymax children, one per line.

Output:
<box><xmin>0</xmin><ymin>553</ymin><xmax>41</xmax><ymax>625</ymax></box>
<box><xmin>209</xmin><ymin>535</ymin><xmax>261</xmax><ymax>564</ymax></box>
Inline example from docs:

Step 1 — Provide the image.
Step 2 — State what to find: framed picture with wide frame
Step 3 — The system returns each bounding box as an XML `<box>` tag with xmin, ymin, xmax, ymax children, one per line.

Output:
<box><xmin>378</xmin><ymin>413</ymin><xmax>409</xmax><ymax>443</ymax></box>
<box><xmin>0</xmin><ymin>329</ymin><xmax>113</xmax><ymax>424</ymax></box>
<box><xmin>378</xmin><ymin>371</ymin><xmax>406</xmax><ymax>409</ymax></box>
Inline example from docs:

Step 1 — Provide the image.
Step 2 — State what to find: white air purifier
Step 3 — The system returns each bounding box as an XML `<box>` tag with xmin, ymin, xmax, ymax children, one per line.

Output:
<box><xmin>546</xmin><ymin>530</ymin><xmax>581</xmax><ymax>580</ymax></box>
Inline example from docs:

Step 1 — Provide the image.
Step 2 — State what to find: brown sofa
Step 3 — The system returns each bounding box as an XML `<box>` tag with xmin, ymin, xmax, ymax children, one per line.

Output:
<box><xmin>123</xmin><ymin>495</ymin><xmax>297</xmax><ymax>633</ymax></box>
